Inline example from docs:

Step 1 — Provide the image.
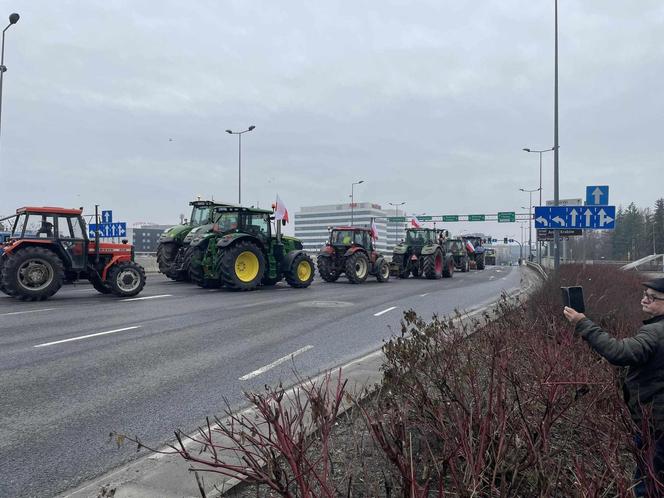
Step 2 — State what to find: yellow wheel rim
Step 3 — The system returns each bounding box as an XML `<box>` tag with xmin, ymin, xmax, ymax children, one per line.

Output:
<box><xmin>235</xmin><ymin>251</ymin><xmax>260</xmax><ymax>282</ymax></box>
<box><xmin>296</xmin><ymin>260</ymin><xmax>312</xmax><ymax>281</ymax></box>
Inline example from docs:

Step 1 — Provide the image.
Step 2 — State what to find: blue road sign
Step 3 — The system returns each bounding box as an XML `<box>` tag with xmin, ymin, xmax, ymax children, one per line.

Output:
<box><xmin>534</xmin><ymin>206</ymin><xmax>616</xmax><ymax>230</ymax></box>
<box><xmin>585</xmin><ymin>186</ymin><xmax>609</xmax><ymax>206</ymax></box>
<box><xmin>88</xmin><ymin>222</ymin><xmax>127</xmax><ymax>238</ymax></box>
<box><xmin>101</xmin><ymin>210</ymin><xmax>113</xmax><ymax>224</ymax></box>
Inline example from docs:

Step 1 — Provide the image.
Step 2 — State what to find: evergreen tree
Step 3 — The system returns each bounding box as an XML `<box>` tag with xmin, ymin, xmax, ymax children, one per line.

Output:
<box><xmin>654</xmin><ymin>198</ymin><xmax>664</xmax><ymax>254</ymax></box>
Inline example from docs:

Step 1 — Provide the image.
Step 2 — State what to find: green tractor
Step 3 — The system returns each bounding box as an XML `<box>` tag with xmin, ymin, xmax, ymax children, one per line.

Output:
<box><xmin>156</xmin><ymin>200</ymin><xmax>225</xmax><ymax>281</ymax></box>
<box><xmin>186</xmin><ymin>205</ymin><xmax>315</xmax><ymax>291</ymax></box>
<box><xmin>445</xmin><ymin>238</ymin><xmax>470</xmax><ymax>272</ymax></box>
<box><xmin>390</xmin><ymin>228</ymin><xmax>454</xmax><ymax>279</ymax></box>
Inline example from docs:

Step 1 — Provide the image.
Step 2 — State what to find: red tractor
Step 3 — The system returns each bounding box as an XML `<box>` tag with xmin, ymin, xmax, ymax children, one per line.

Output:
<box><xmin>317</xmin><ymin>226</ymin><xmax>390</xmax><ymax>284</ymax></box>
<box><xmin>0</xmin><ymin>206</ymin><xmax>146</xmax><ymax>301</ymax></box>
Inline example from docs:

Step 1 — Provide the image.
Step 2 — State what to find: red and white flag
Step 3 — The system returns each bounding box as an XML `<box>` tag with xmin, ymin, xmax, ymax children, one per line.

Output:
<box><xmin>274</xmin><ymin>194</ymin><xmax>289</xmax><ymax>223</ymax></box>
<box><xmin>369</xmin><ymin>219</ymin><xmax>378</xmax><ymax>240</ymax></box>
<box><xmin>465</xmin><ymin>240</ymin><xmax>475</xmax><ymax>253</ymax></box>
<box><xmin>410</xmin><ymin>216</ymin><xmax>421</xmax><ymax>228</ymax></box>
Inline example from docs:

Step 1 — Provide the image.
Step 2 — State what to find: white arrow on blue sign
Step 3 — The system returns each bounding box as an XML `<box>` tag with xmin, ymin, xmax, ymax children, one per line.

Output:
<box><xmin>585</xmin><ymin>186</ymin><xmax>609</xmax><ymax>206</ymax></box>
<box><xmin>534</xmin><ymin>206</ymin><xmax>616</xmax><ymax>230</ymax></box>
<box><xmin>101</xmin><ymin>210</ymin><xmax>113</xmax><ymax>224</ymax></box>
<box><xmin>88</xmin><ymin>222</ymin><xmax>127</xmax><ymax>238</ymax></box>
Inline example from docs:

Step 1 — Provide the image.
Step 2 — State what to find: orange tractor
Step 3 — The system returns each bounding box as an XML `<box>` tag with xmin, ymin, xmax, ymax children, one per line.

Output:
<box><xmin>0</xmin><ymin>206</ymin><xmax>146</xmax><ymax>301</ymax></box>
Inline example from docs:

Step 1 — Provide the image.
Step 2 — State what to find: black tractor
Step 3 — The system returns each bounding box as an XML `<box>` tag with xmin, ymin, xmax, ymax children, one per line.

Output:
<box><xmin>445</xmin><ymin>238</ymin><xmax>470</xmax><ymax>273</ymax></box>
<box><xmin>461</xmin><ymin>235</ymin><xmax>487</xmax><ymax>270</ymax></box>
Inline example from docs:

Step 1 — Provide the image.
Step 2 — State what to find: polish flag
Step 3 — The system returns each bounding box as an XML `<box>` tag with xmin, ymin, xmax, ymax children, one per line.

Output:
<box><xmin>465</xmin><ymin>240</ymin><xmax>475</xmax><ymax>253</ymax></box>
<box><xmin>274</xmin><ymin>194</ymin><xmax>289</xmax><ymax>223</ymax></box>
<box><xmin>369</xmin><ymin>219</ymin><xmax>378</xmax><ymax>240</ymax></box>
<box><xmin>411</xmin><ymin>216</ymin><xmax>421</xmax><ymax>228</ymax></box>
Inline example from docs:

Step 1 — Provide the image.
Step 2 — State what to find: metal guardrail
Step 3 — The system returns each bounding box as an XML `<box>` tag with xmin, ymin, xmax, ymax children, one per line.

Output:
<box><xmin>526</xmin><ymin>261</ymin><xmax>548</xmax><ymax>280</ymax></box>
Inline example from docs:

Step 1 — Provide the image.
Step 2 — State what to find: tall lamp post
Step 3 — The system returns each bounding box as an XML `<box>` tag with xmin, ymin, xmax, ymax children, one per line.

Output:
<box><xmin>520</xmin><ymin>187</ymin><xmax>538</xmax><ymax>261</ymax></box>
<box><xmin>523</xmin><ymin>146</ymin><xmax>554</xmax><ymax>264</ymax></box>
<box><xmin>350</xmin><ymin>180</ymin><xmax>364</xmax><ymax>226</ymax></box>
<box><xmin>0</xmin><ymin>13</ymin><xmax>20</xmax><ymax>144</ymax></box>
<box><xmin>388</xmin><ymin>201</ymin><xmax>406</xmax><ymax>248</ymax></box>
<box><xmin>553</xmin><ymin>0</ymin><xmax>561</xmax><ymax>271</ymax></box>
<box><xmin>225</xmin><ymin>125</ymin><xmax>256</xmax><ymax>204</ymax></box>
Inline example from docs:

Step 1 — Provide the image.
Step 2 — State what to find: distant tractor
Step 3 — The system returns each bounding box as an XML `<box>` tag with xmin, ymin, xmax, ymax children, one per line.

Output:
<box><xmin>0</xmin><ymin>206</ymin><xmax>146</xmax><ymax>301</ymax></box>
<box><xmin>445</xmin><ymin>238</ymin><xmax>470</xmax><ymax>272</ymax></box>
<box><xmin>484</xmin><ymin>247</ymin><xmax>496</xmax><ymax>266</ymax></box>
<box><xmin>391</xmin><ymin>228</ymin><xmax>454</xmax><ymax>279</ymax></box>
<box><xmin>462</xmin><ymin>236</ymin><xmax>486</xmax><ymax>270</ymax></box>
<box><xmin>317</xmin><ymin>227</ymin><xmax>390</xmax><ymax>284</ymax></box>
<box><xmin>186</xmin><ymin>205</ymin><xmax>315</xmax><ymax>291</ymax></box>
<box><xmin>156</xmin><ymin>200</ymin><xmax>227</xmax><ymax>281</ymax></box>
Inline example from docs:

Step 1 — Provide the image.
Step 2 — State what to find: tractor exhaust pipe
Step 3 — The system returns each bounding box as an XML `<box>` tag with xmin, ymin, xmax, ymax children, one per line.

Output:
<box><xmin>94</xmin><ymin>204</ymin><xmax>100</xmax><ymax>264</ymax></box>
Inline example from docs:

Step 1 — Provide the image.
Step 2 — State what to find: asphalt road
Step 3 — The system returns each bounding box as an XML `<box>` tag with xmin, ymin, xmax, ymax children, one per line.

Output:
<box><xmin>0</xmin><ymin>265</ymin><xmax>521</xmax><ymax>498</ymax></box>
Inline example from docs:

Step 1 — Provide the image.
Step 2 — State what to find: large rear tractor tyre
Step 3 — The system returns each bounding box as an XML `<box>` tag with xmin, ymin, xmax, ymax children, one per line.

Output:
<box><xmin>91</xmin><ymin>279</ymin><xmax>112</xmax><ymax>294</ymax></box>
<box><xmin>167</xmin><ymin>247</ymin><xmax>191</xmax><ymax>282</ymax></box>
<box><xmin>476</xmin><ymin>254</ymin><xmax>485</xmax><ymax>270</ymax></box>
<box><xmin>0</xmin><ymin>259</ymin><xmax>10</xmax><ymax>295</ymax></box>
<box><xmin>423</xmin><ymin>251</ymin><xmax>443</xmax><ymax>279</ymax></box>
<box><xmin>411</xmin><ymin>266</ymin><xmax>420</xmax><ymax>278</ymax></box>
<box><xmin>317</xmin><ymin>255</ymin><xmax>339</xmax><ymax>283</ymax></box>
<box><xmin>442</xmin><ymin>257</ymin><xmax>454</xmax><ymax>278</ymax></box>
<box><xmin>461</xmin><ymin>258</ymin><xmax>469</xmax><ymax>272</ymax></box>
<box><xmin>1</xmin><ymin>247</ymin><xmax>65</xmax><ymax>301</ymax></box>
<box><xmin>156</xmin><ymin>242</ymin><xmax>178</xmax><ymax>278</ymax></box>
<box><xmin>392</xmin><ymin>255</ymin><xmax>409</xmax><ymax>279</ymax></box>
<box><xmin>220</xmin><ymin>240</ymin><xmax>266</xmax><ymax>291</ymax></box>
<box><xmin>376</xmin><ymin>260</ymin><xmax>390</xmax><ymax>283</ymax></box>
<box><xmin>345</xmin><ymin>252</ymin><xmax>369</xmax><ymax>284</ymax></box>
<box><xmin>189</xmin><ymin>242</ymin><xmax>220</xmax><ymax>289</ymax></box>
<box><xmin>107</xmin><ymin>261</ymin><xmax>146</xmax><ymax>297</ymax></box>
<box><xmin>285</xmin><ymin>253</ymin><xmax>315</xmax><ymax>288</ymax></box>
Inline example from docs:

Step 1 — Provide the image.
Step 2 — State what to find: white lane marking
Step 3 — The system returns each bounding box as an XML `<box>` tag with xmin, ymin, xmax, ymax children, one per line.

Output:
<box><xmin>374</xmin><ymin>306</ymin><xmax>397</xmax><ymax>317</ymax></box>
<box><xmin>419</xmin><ymin>293</ymin><xmax>429</xmax><ymax>297</ymax></box>
<box><xmin>239</xmin><ymin>345</ymin><xmax>314</xmax><ymax>381</ymax></box>
<box><xmin>121</xmin><ymin>294</ymin><xmax>172</xmax><ymax>302</ymax></box>
<box><xmin>0</xmin><ymin>308</ymin><xmax>54</xmax><ymax>317</ymax></box>
<box><xmin>34</xmin><ymin>326</ymin><xmax>141</xmax><ymax>348</ymax></box>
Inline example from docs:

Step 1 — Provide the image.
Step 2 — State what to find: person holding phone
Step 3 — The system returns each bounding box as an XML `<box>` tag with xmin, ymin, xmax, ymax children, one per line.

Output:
<box><xmin>564</xmin><ymin>278</ymin><xmax>664</xmax><ymax>496</ymax></box>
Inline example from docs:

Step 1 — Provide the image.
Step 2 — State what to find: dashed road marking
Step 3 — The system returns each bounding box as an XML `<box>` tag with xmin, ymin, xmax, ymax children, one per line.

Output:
<box><xmin>419</xmin><ymin>293</ymin><xmax>429</xmax><ymax>297</ymax></box>
<box><xmin>121</xmin><ymin>294</ymin><xmax>172</xmax><ymax>302</ymax></box>
<box><xmin>34</xmin><ymin>326</ymin><xmax>141</xmax><ymax>348</ymax></box>
<box><xmin>239</xmin><ymin>345</ymin><xmax>314</xmax><ymax>380</ymax></box>
<box><xmin>0</xmin><ymin>308</ymin><xmax>55</xmax><ymax>317</ymax></box>
<box><xmin>374</xmin><ymin>306</ymin><xmax>397</xmax><ymax>317</ymax></box>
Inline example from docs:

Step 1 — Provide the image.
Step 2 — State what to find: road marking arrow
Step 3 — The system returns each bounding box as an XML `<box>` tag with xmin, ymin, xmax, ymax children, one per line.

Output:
<box><xmin>570</xmin><ymin>209</ymin><xmax>578</xmax><ymax>227</ymax></box>
<box><xmin>584</xmin><ymin>209</ymin><xmax>593</xmax><ymax>226</ymax></box>
<box><xmin>552</xmin><ymin>216</ymin><xmax>566</xmax><ymax>226</ymax></box>
<box><xmin>598</xmin><ymin>208</ymin><xmax>614</xmax><ymax>226</ymax></box>
<box><xmin>536</xmin><ymin>216</ymin><xmax>548</xmax><ymax>226</ymax></box>
<box><xmin>592</xmin><ymin>187</ymin><xmax>603</xmax><ymax>204</ymax></box>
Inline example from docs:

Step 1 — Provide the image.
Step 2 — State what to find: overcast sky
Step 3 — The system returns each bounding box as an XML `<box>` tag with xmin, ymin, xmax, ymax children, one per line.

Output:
<box><xmin>0</xmin><ymin>1</ymin><xmax>662</xmax><ymax>239</ymax></box>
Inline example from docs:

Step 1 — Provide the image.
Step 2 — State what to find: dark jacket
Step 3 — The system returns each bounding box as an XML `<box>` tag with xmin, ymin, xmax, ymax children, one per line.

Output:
<box><xmin>576</xmin><ymin>315</ymin><xmax>664</xmax><ymax>428</ymax></box>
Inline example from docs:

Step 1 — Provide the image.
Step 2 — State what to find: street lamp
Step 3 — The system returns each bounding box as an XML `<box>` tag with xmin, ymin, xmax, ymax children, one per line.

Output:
<box><xmin>350</xmin><ymin>180</ymin><xmax>364</xmax><ymax>226</ymax></box>
<box><xmin>520</xmin><ymin>187</ymin><xmax>538</xmax><ymax>262</ymax></box>
<box><xmin>225</xmin><ymin>125</ymin><xmax>256</xmax><ymax>205</ymax></box>
<box><xmin>0</xmin><ymin>13</ymin><xmax>20</xmax><ymax>144</ymax></box>
<box><xmin>523</xmin><ymin>146</ymin><xmax>555</xmax><ymax>264</ymax></box>
<box><xmin>388</xmin><ymin>201</ymin><xmax>406</xmax><ymax>248</ymax></box>
<box><xmin>553</xmin><ymin>0</ymin><xmax>561</xmax><ymax>271</ymax></box>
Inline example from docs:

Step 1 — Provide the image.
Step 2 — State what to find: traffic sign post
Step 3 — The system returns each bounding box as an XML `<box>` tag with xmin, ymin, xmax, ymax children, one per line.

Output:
<box><xmin>534</xmin><ymin>206</ymin><xmax>616</xmax><ymax>230</ymax></box>
<box><xmin>89</xmin><ymin>222</ymin><xmax>127</xmax><ymax>239</ymax></box>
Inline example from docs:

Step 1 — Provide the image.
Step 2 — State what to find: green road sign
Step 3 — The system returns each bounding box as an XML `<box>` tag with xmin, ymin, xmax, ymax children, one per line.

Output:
<box><xmin>468</xmin><ymin>214</ymin><xmax>485</xmax><ymax>222</ymax></box>
<box><xmin>497</xmin><ymin>211</ymin><xmax>516</xmax><ymax>223</ymax></box>
<box><xmin>387</xmin><ymin>217</ymin><xmax>406</xmax><ymax>222</ymax></box>
<box><xmin>442</xmin><ymin>215</ymin><xmax>459</xmax><ymax>222</ymax></box>
<box><xmin>418</xmin><ymin>215</ymin><xmax>432</xmax><ymax>221</ymax></box>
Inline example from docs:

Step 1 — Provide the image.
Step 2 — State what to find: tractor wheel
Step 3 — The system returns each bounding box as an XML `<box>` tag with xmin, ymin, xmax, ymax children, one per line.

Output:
<box><xmin>411</xmin><ymin>266</ymin><xmax>420</xmax><ymax>278</ymax></box>
<box><xmin>0</xmin><ymin>259</ymin><xmax>10</xmax><ymax>295</ymax></box>
<box><xmin>376</xmin><ymin>260</ymin><xmax>390</xmax><ymax>283</ymax></box>
<box><xmin>1</xmin><ymin>247</ymin><xmax>65</xmax><ymax>301</ymax></box>
<box><xmin>156</xmin><ymin>242</ymin><xmax>178</xmax><ymax>278</ymax></box>
<box><xmin>476</xmin><ymin>254</ymin><xmax>485</xmax><ymax>270</ymax></box>
<box><xmin>345</xmin><ymin>252</ymin><xmax>369</xmax><ymax>284</ymax></box>
<box><xmin>167</xmin><ymin>247</ymin><xmax>190</xmax><ymax>281</ymax></box>
<box><xmin>220</xmin><ymin>240</ymin><xmax>266</xmax><ymax>291</ymax></box>
<box><xmin>107</xmin><ymin>261</ymin><xmax>146</xmax><ymax>297</ymax></box>
<box><xmin>189</xmin><ymin>243</ymin><xmax>220</xmax><ymax>289</ymax></box>
<box><xmin>91</xmin><ymin>279</ymin><xmax>112</xmax><ymax>294</ymax></box>
<box><xmin>423</xmin><ymin>251</ymin><xmax>443</xmax><ymax>279</ymax></box>
<box><xmin>317</xmin><ymin>256</ymin><xmax>339</xmax><ymax>283</ymax></box>
<box><xmin>285</xmin><ymin>253</ymin><xmax>315</xmax><ymax>288</ymax></box>
<box><xmin>442</xmin><ymin>257</ymin><xmax>454</xmax><ymax>278</ymax></box>
<box><xmin>392</xmin><ymin>255</ymin><xmax>409</xmax><ymax>279</ymax></box>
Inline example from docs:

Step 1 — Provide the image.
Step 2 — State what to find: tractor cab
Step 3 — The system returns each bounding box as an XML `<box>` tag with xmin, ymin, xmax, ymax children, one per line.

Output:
<box><xmin>328</xmin><ymin>227</ymin><xmax>374</xmax><ymax>252</ymax></box>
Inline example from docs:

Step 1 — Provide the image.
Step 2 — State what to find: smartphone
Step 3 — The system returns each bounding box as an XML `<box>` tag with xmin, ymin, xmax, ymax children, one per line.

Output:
<box><xmin>561</xmin><ymin>286</ymin><xmax>585</xmax><ymax>313</ymax></box>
